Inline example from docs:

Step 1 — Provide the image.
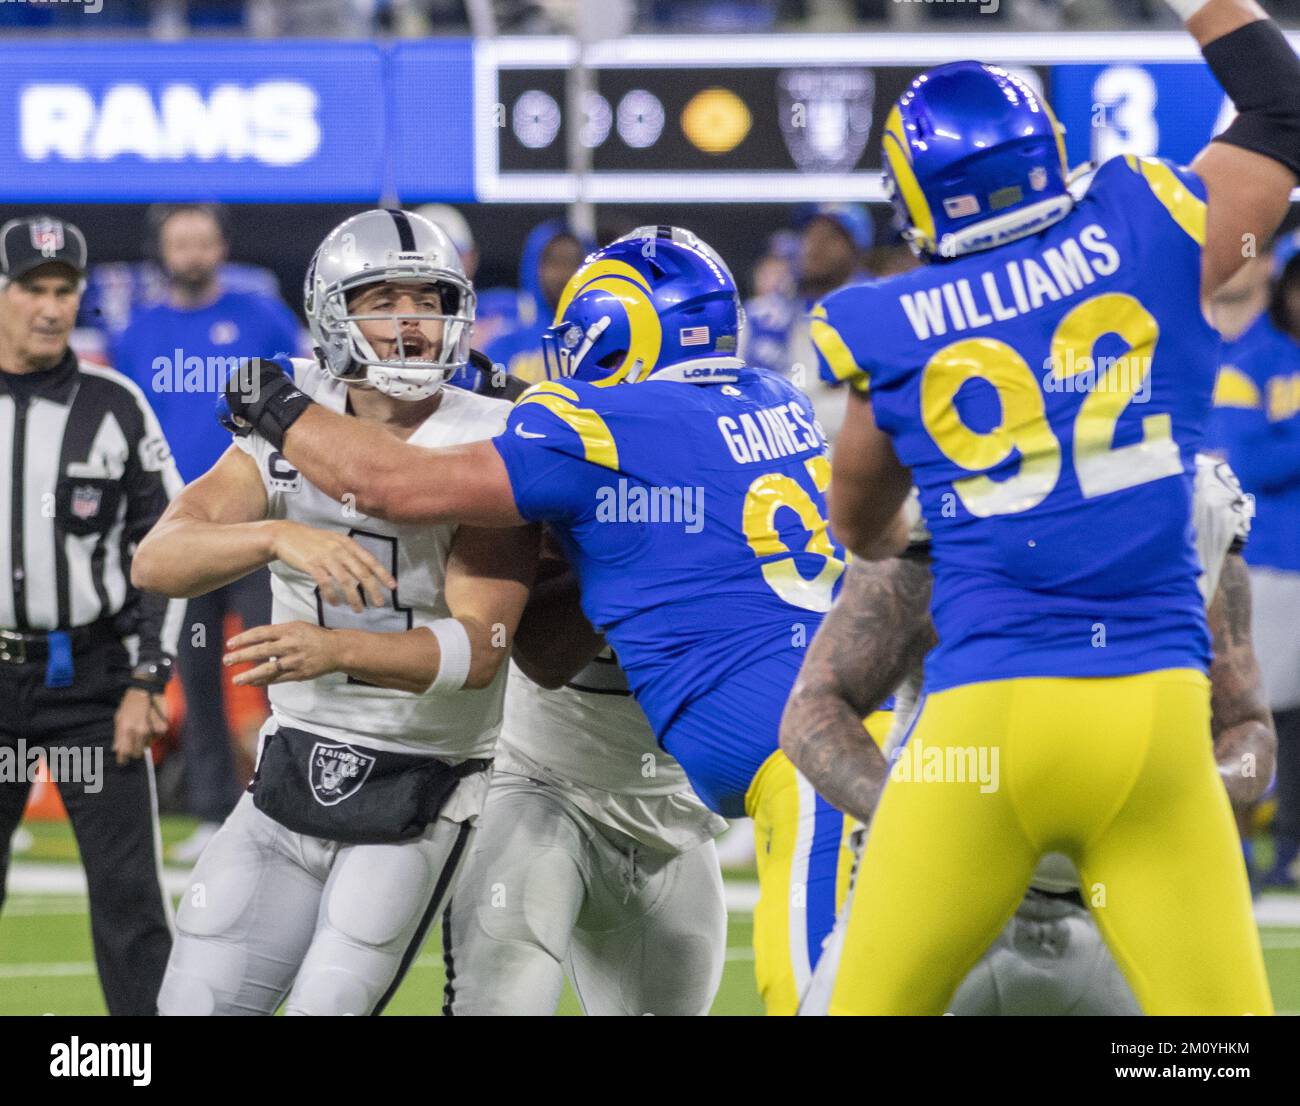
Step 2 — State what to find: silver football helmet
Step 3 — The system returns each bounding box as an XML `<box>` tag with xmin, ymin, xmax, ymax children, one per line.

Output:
<box><xmin>304</xmin><ymin>209</ymin><xmax>475</xmax><ymax>401</ymax></box>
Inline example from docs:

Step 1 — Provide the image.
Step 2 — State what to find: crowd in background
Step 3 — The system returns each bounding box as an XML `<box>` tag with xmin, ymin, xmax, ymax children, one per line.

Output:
<box><xmin>7</xmin><ymin>0</ymin><xmax>1300</xmax><ymax>35</ymax></box>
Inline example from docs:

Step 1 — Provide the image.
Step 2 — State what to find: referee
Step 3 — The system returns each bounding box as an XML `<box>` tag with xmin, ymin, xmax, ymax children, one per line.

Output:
<box><xmin>0</xmin><ymin>216</ymin><xmax>183</xmax><ymax>1015</ymax></box>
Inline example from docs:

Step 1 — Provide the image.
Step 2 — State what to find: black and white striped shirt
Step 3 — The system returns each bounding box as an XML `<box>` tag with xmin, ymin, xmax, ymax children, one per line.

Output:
<box><xmin>0</xmin><ymin>348</ymin><xmax>183</xmax><ymax>662</ymax></box>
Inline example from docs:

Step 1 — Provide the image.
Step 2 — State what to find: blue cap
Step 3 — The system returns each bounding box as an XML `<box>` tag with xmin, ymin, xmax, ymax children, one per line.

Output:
<box><xmin>797</xmin><ymin>203</ymin><xmax>874</xmax><ymax>252</ymax></box>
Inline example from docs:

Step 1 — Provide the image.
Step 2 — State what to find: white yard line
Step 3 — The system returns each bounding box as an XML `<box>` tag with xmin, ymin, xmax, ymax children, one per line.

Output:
<box><xmin>9</xmin><ymin>864</ymin><xmax>1300</xmax><ymax>928</ymax></box>
<box><xmin>8</xmin><ymin>862</ymin><xmax>192</xmax><ymax>898</ymax></box>
<box><xmin>0</xmin><ymin>961</ymin><xmax>97</xmax><ymax>979</ymax></box>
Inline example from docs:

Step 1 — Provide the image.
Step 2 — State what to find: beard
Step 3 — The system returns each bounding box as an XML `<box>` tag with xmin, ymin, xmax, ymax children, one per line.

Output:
<box><xmin>168</xmin><ymin>265</ymin><xmax>218</xmax><ymax>296</ymax></box>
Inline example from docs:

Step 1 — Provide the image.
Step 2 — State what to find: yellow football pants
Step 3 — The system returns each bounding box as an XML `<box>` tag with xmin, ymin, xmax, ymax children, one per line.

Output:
<box><xmin>829</xmin><ymin>670</ymin><xmax>1272</xmax><ymax>1016</ymax></box>
<box><xmin>748</xmin><ymin>711</ymin><xmax>891</xmax><ymax>1016</ymax></box>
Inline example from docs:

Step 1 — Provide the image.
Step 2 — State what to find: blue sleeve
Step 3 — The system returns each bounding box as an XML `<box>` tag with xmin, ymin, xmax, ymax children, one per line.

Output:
<box><xmin>1231</xmin><ymin>414</ymin><xmax>1300</xmax><ymax>493</ymax></box>
<box><xmin>492</xmin><ymin>394</ymin><xmax>610</xmax><ymax>523</ymax></box>
<box><xmin>484</xmin><ymin>329</ymin><xmax>520</xmax><ymax>369</ymax></box>
<box><xmin>1093</xmin><ymin>155</ymin><xmax>1208</xmax><ymax>249</ymax></box>
<box><xmin>810</xmin><ymin>290</ymin><xmax>875</xmax><ymax>393</ymax></box>
<box><xmin>1210</xmin><ymin>358</ymin><xmax>1300</xmax><ymax>492</ymax></box>
<box><xmin>110</xmin><ymin>320</ymin><xmax>148</xmax><ymax>389</ymax></box>
<box><xmin>265</xmin><ymin>297</ymin><xmax>304</xmax><ymax>358</ymax></box>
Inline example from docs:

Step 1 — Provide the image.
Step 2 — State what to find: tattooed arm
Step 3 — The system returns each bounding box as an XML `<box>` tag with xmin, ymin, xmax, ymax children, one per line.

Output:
<box><xmin>779</xmin><ymin>555</ymin><xmax>935</xmax><ymax>823</ymax></box>
<box><xmin>1209</xmin><ymin>551</ymin><xmax>1276</xmax><ymax>808</ymax></box>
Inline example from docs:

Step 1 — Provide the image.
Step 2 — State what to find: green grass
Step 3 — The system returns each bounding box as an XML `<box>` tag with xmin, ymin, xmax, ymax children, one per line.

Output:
<box><xmin>3</xmin><ymin>817</ymin><xmax>1296</xmax><ymax>1016</ymax></box>
<box><xmin>0</xmin><ymin>903</ymin><xmax>764</xmax><ymax>1016</ymax></box>
<box><xmin>1</xmin><ymin>816</ymin><xmax>763</xmax><ymax>1016</ymax></box>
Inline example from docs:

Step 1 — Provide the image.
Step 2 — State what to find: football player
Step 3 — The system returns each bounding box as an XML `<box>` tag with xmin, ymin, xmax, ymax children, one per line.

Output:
<box><xmin>785</xmin><ymin>455</ymin><xmax>1274</xmax><ymax>1015</ymax></box>
<box><xmin>811</xmin><ymin>0</ymin><xmax>1299</xmax><ymax>1013</ymax></box>
<box><xmin>221</xmin><ymin>226</ymin><xmax>900</xmax><ymax>1015</ymax></box>
<box><xmin>442</xmin><ymin>542</ymin><xmax>728</xmax><ymax>1016</ymax></box>
<box><xmin>133</xmin><ymin>209</ymin><xmax>536</xmax><ymax>1015</ymax></box>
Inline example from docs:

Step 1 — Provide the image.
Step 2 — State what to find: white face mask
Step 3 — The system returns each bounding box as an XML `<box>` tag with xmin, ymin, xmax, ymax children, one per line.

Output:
<box><xmin>315</xmin><ymin>277</ymin><xmax>476</xmax><ymax>401</ymax></box>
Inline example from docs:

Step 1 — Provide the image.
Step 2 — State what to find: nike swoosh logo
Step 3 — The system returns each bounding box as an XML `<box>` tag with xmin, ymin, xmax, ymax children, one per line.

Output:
<box><xmin>514</xmin><ymin>424</ymin><xmax>546</xmax><ymax>439</ymax></box>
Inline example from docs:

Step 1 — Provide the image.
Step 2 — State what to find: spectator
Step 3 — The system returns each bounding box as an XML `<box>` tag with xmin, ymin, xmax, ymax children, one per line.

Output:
<box><xmin>81</xmin><ymin>257</ymin><xmax>283</xmax><ymax>351</ymax></box>
<box><xmin>112</xmin><ymin>202</ymin><xmax>301</xmax><ymax>863</ymax></box>
<box><xmin>414</xmin><ymin>203</ymin><xmax>520</xmax><ymax>357</ymax></box>
<box><xmin>1208</xmin><ymin>232</ymin><xmax>1300</xmax><ymax>889</ymax></box>
<box><xmin>483</xmin><ymin>220</ymin><xmax>589</xmax><ymax>384</ymax></box>
<box><xmin>741</xmin><ymin>203</ymin><xmax>875</xmax><ymax>441</ymax></box>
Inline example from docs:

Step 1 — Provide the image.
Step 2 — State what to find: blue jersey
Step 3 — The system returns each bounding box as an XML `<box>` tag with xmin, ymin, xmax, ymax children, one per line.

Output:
<box><xmin>115</xmin><ymin>290</ymin><xmax>302</xmax><ymax>483</ymax></box>
<box><xmin>492</xmin><ymin>369</ymin><xmax>845</xmax><ymax>813</ymax></box>
<box><xmin>814</xmin><ymin>155</ymin><xmax>1217</xmax><ymax>692</ymax></box>
<box><xmin>1207</xmin><ymin>314</ymin><xmax>1300</xmax><ymax>574</ymax></box>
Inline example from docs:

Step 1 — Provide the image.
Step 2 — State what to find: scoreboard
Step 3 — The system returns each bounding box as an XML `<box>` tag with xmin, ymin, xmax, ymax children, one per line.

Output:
<box><xmin>0</xmin><ymin>32</ymin><xmax>1292</xmax><ymax>203</ymax></box>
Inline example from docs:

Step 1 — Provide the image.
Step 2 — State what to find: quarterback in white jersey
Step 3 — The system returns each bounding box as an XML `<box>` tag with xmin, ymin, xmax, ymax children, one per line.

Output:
<box><xmin>443</xmin><ymin>538</ymin><xmax>728</xmax><ymax>1015</ymax></box>
<box><xmin>785</xmin><ymin>454</ymin><xmax>1275</xmax><ymax>1015</ymax></box>
<box><xmin>134</xmin><ymin>209</ymin><xmax>536</xmax><ymax>1015</ymax></box>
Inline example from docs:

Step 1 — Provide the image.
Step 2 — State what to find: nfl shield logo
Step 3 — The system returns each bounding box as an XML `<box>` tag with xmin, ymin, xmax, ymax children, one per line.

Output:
<box><xmin>70</xmin><ymin>484</ymin><xmax>102</xmax><ymax>521</ymax></box>
<box><xmin>310</xmin><ymin>742</ymin><xmax>376</xmax><ymax>806</ymax></box>
<box><xmin>30</xmin><ymin>219</ymin><xmax>65</xmax><ymax>259</ymax></box>
<box><xmin>1029</xmin><ymin>166</ymin><xmax>1049</xmax><ymax>192</ymax></box>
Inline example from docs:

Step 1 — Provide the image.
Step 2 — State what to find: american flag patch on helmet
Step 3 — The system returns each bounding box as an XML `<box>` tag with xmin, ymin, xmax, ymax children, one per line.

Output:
<box><xmin>942</xmin><ymin>194</ymin><xmax>980</xmax><ymax>218</ymax></box>
<box><xmin>679</xmin><ymin>326</ymin><xmax>710</xmax><ymax>346</ymax></box>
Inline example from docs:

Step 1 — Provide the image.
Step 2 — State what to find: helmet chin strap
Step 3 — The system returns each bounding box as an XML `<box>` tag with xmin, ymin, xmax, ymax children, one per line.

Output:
<box><xmin>345</xmin><ymin>318</ymin><xmax>450</xmax><ymax>401</ymax></box>
<box><xmin>365</xmin><ymin>363</ymin><xmax>445</xmax><ymax>401</ymax></box>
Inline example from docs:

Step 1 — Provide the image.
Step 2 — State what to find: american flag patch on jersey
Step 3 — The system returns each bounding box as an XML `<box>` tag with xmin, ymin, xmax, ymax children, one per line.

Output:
<box><xmin>679</xmin><ymin>326</ymin><xmax>710</xmax><ymax>346</ymax></box>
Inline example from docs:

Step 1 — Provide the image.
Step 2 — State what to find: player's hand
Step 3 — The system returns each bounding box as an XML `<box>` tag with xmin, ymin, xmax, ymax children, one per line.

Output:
<box><xmin>219</xmin><ymin>355</ymin><xmax>314</xmax><ymax>450</ymax></box>
<box><xmin>224</xmin><ymin>621</ymin><xmax>343</xmax><ymax>687</ymax></box>
<box><xmin>269</xmin><ymin>521</ymin><xmax>396</xmax><ymax>612</ymax></box>
<box><xmin>113</xmin><ymin>687</ymin><xmax>168</xmax><ymax>766</ymax></box>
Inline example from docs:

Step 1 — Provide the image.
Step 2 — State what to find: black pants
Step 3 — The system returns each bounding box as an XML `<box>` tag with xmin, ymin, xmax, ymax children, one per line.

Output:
<box><xmin>177</xmin><ymin>572</ymin><xmax>271</xmax><ymax>822</ymax></box>
<box><xmin>0</xmin><ymin>636</ymin><xmax>172</xmax><ymax>1016</ymax></box>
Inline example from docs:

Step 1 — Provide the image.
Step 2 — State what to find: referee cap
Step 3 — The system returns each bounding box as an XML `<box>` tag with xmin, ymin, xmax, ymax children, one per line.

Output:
<box><xmin>0</xmin><ymin>215</ymin><xmax>88</xmax><ymax>282</ymax></box>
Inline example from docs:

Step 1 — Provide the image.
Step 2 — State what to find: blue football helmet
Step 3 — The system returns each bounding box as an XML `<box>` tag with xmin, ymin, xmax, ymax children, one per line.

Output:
<box><xmin>883</xmin><ymin>61</ymin><xmax>1073</xmax><ymax>261</ymax></box>
<box><xmin>540</xmin><ymin>226</ymin><xmax>745</xmax><ymax>386</ymax></box>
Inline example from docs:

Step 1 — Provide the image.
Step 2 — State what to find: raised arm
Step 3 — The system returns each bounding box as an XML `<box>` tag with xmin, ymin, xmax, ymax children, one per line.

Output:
<box><xmin>133</xmin><ymin>444</ymin><xmax>394</xmax><ymax>610</ymax></box>
<box><xmin>220</xmin><ymin>356</ymin><xmax>527</xmax><ymax>528</ymax></box>
<box><xmin>1208</xmin><ymin>551</ymin><xmax>1277</xmax><ymax>807</ymax></box>
<box><xmin>779</xmin><ymin>555</ymin><xmax>935</xmax><ymax>823</ymax></box>
<box><xmin>132</xmin><ymin>445</ymin><xmax>275</xmax><ymax>598</ymax></box>
<box><xmin>282</xmin><ymin>406</ymin><xmax>526</xmax><ymax>528</ymax></box>
<box><xmin>1181</xmin><ymin>0</ymin><xmax>1300</xmax><ymax>298</ymax></box>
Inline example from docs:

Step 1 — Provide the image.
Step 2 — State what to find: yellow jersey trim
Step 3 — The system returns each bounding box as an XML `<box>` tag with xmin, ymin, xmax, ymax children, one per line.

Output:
<box><xmin>516</xmin><ymin>381</ymin><xmax>621</xmax><ymax>470</ymax></box>
<box><xmin>810</xmin><ymin>305</ymin><xmax>869</xmax><ymax>393</ymax></box>
<box><xmin>1213</xmin><ymin>365</ymin><xmax>1262</xmax><ymax>410</ymax></box>
<box><xmin>1126</xmin><ymin>155</ymin><xmax>1206</xmax><ymax>247</ymax></box>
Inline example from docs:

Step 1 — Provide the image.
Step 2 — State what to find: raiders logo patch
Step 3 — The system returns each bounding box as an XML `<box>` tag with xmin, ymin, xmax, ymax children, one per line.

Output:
<box><xmin>310</xmin><ymin>742</ymin><xmax>376</xmax><ymax>806</ymax></box>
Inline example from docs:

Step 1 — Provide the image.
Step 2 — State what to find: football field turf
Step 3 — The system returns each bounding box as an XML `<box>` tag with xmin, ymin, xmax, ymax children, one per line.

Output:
<box><xmin>3</xmin><ymin>818</ymin><xmax>1298</xmax><ymax>1016</ymax></box>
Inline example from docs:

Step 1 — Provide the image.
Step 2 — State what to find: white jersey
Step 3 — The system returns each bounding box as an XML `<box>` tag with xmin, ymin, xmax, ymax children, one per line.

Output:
<box><xmin>497</xmin><ymin>650</ymin><xmax>726</xmax><ymax>854</ymax></box>
<box><xmin>888</xmin><ymin>452</ymin><xmax>1250</xmax><ymax>893</ymax></box>
<box><xmin>233</xmin><ymin>358</ymin><xmax>512</xmax><ymax>759</ymax></box>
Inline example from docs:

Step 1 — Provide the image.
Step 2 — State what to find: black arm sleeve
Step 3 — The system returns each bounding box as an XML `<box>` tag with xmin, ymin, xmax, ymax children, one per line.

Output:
<box><xmin>1206</xmin><ymin>19</ymin><xmax>1300</xmax><ymax>178</ymax></box>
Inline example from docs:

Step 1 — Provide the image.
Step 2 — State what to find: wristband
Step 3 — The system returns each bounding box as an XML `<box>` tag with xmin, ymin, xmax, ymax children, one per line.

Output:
<box><xmin>128</xmin><ymin>655</ymin><xmax>174</xmax><ymax>694</ymax></box>
<box><xmin>220</xmin><ymin>355</ymin><xmax>315</xmax><ymax>451</ymax></box>
<box><xmin>429</xmin><ymin>618</ymin><xmax>472</xmax><ymax>692</ymax></box>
